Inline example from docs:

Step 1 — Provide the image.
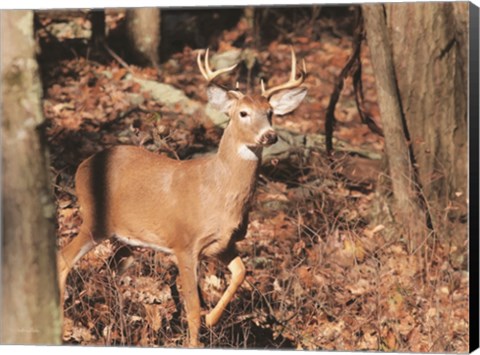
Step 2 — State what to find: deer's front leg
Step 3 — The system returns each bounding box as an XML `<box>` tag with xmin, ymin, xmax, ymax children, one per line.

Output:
<box><xmin>177</xmin><ymin>254</ymin><xmax>201</xmax><ymax>347</ymax></box>
<box><xmin>205</xmin><ymin>256</ymin><xmax>246</xmax><ymax>327</ymax></box>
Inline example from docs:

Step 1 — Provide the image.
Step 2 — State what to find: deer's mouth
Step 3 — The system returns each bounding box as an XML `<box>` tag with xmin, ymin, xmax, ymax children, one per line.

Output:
<box><xmin>257</xmin><ymin>130</ymin><xmax>278</xmax><ymax>146</ymax></box>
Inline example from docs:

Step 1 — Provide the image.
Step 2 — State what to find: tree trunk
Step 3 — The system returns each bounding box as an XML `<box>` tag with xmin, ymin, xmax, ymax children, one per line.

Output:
<box><xmin>385</xmin><ymin>2</ymin><xmax>468</xmax><ymax>214</ymax></box>
<box><xmin>1</xmin><ymin>10</ymin><xmax>61</xmax><ymax>344</ymax></box>
<box><xmin>243</xmin><ymin>7</ymin><xmax>258</xmax><ymax>47</ymax></box>
<box><xmin>89</xmin><ymin>9</ymin><xmax>106</xmax><ymax>49</ymax></box>
<box><xmin>125</xmin><ymin>7</ymin><xmax>161</xmax><ymax>67</ymax></box>
<box><xmin>362</xmin><ymin>4</ymin><xmax>425</xmax><ymax>248</ymax></box>
<box><xmin>362</xmin><ymin>3</ymin><xmax>468</xmax><ymax>245</ymax></box>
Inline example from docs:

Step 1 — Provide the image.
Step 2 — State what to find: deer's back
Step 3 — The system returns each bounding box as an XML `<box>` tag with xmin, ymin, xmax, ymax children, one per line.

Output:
<box><xmin>74</xmin><ymin>146</ymin><xmax>218</xmax><ymax>248</ymax></box>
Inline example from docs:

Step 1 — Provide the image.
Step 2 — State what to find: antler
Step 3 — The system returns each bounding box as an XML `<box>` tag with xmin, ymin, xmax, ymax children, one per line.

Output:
<box><xmin>197</xmin><ymin>48</ymin><xmax>238</xmax><ymax>83</ymax></box>
<box><xmin>261</xmin><ymin>46</ymin><xmax>307</xmax><ymax>98</ymax></box>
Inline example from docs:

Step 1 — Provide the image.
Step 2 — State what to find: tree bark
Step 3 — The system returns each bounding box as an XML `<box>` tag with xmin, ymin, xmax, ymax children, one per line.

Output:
<box><xmin>385</xmin><ymin>2</ymin><xmax>468</xmax><ymax>211</ymax></box>
<box><xmin>1</xmin><ymin>10</ymin><xmax>61</xmax><ymax>344</ymax></box>
<box><xmin>89</xmin><ymin>9</ymin><xmax>106</xmax><ymax>49</ymax></box>
<box><xmin>125</xmin><ymin>8</ymin><xmax>161</xmax><ymax>67</ymax></box>
<box><xmin>362</xmin><ymin>4</ymin><xmax>425</xmax><ymax>247</ymax></box>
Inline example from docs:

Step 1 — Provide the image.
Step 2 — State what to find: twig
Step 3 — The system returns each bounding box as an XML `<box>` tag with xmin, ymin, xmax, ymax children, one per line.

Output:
<box><xmin>245</xmin><ymin>278</ymin><xmax>277</xmax><ymax>319</ymax></box>
<box><xmin>51</xmin><ymin>182</ymin><xmax>76</xmax><ymax>197</ymax></box>
<box><xmin>352</xmin><ymin>35</ymin><xmax>384</xmax><ymax>137</ymax></box>
<box><xmin>157</xmin><ymin>136</ymin><xmax>181</xmax><ymax>161</ymax></box>
<box><xmin>325</xmin><ymin>7</ymin><xmax>363</xmax><ymax>155</ymax></box>
<box><xmin>101</xmin><ymin>106</ymin><xmax>145</xmax><ymax>130</ymax></box>
<box><xmin>104</xmin><ymin>43</ymin><xmax>131</xmax><ymax>71</ymax></box>
<box><xmin>325</xmin><ymin>7</ymin><xmax>384</xmax><ymax>155</ymax></box>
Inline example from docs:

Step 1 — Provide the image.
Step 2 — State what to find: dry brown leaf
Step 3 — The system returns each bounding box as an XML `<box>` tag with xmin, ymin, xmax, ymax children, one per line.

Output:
<box><xmin>347</xmin><ymin>278</ymin><xmax>371</xmax><ymax>296</ymax></box>
<box><xmin>297</xmin><ymin>266</ymin><xmax>314</xmax><ymax>288</ymax></box>
<box><xmin>387</xmin><ymin>291</ymin><xmax>404</xmax><ymax>316</ymax></box>
<box><xmin>363</xmin><ymin>224</ymin><xmax>385</xmax><ymax>238</ymax></box>
<box><xmin>144</xmin><ymin>304</ymin><xmax>162</xmax><ymax>332</ymax></box>
<box><xmin>383</xmin><ymin>329</ymin><xmax>397</xmax><ymax>351</ymax></box>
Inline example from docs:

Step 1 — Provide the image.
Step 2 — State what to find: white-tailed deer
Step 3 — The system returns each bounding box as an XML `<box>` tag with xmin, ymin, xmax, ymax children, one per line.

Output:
<box><xmin>57</xmin><ymin>47</ymin><xmax>307</xmax><ymax>347</ymax></box>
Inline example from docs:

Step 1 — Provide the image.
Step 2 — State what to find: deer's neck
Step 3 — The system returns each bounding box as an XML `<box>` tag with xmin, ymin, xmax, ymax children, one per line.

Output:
<box><xmin>213</xmin><ymin>125</ymin><xmax>262</xmax><ymax>202</ymax></box>
<box><xmin>217</xmin><ymin>124</ymin><xmax>262</xmax><ymax>172</ymax></box>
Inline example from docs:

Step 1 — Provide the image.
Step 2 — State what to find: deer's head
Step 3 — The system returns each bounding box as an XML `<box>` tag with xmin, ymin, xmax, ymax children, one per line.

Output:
<box><xmin>198</xmin><ymin>47</ymin><xmax>307</xmax><ymax>149</ymax></box>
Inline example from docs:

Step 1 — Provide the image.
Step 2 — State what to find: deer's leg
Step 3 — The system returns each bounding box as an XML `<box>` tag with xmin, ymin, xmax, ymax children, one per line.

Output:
<box><xmin>205</xmin><ymin>255</ymin><xmax>246</xmax><ymax>327</ymax></box>
<box><xmin>177</xmin><ymin>253</ymin><xmax>201</xmax><ymax>347</ymax></box>
<box><xmin>57</xmin><ymin>227</ymin><xmax>96</xmax><ymax>306</ymax></box>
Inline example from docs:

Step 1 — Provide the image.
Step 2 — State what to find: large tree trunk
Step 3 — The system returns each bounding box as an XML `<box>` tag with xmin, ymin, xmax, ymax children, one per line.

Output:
<box><xmin>362</xmin><ymin>4</ymin><xmax>425</xmax><ymax>248</ymax></box>
<box><xmin>362</xmin><ymin>3</ymin><xmax>468</xmax><ymax>245</ymax></box>
<box><xmin>125</xmin><ymin>7</ymin><xmax>161</xmax><ymax>67</ymax></box>
<box><xmin>385</xmin><ymin>3</ymin><xmax>468</xmax><ymax>214</ymax></box>
<box><xmin>1</xmin><ymin>10</ymin><xmax>61</xmax><ymax>344</ymax></box>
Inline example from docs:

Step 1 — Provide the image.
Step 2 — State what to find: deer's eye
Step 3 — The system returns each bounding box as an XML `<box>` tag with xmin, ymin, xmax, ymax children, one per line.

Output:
<box><xmin>240</xmin><ymin>111</ymin><xmax>248</xmax><ymax>118</ymax></box>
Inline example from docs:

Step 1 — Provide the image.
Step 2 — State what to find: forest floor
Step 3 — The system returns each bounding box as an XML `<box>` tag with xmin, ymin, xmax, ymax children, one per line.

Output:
<box><xmin>38</xmin><ymin>8</ymin><xmax>469</xmax><ymax>351</ymax></box>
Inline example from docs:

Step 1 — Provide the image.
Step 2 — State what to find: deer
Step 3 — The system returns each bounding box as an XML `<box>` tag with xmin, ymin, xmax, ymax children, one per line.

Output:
<box><xmin>57</xmin><ymin>46</ymin><xmax>307</xmax><ymax>347</ymax></box>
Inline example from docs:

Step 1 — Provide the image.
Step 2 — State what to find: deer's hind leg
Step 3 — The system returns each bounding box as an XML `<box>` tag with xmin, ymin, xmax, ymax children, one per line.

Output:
<box><xmin>57</xmin><ymin>225</ymin><xmax>97</xmax><ymax>305</ymax></box>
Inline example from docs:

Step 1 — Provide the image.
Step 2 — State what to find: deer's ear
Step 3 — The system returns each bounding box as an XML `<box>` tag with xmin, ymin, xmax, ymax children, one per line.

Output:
<box><xmin>269</xmin><ymin>87</ymin><xmax>307</xmax><ymax>116</ymax></box>
<box><xmin>207</xmin><ymin>86</ymin><xmax>237</xmax><ymax>114</ymax></box>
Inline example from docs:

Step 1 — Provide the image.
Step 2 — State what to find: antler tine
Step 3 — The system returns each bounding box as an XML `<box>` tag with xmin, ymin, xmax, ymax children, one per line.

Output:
<box><xmin>205</xmin><ymin>48</ymin><xmax>212</xmax><ymax>76</ymax></box>
<box><xmin>197</xmin><ymin>48</ymin><xmax>238</xmax><ymax>83</ymax></box>
<box><xmin>289</xmin><ymin>45</ymin><xmax>296</xmax><ymax>81</ymax></box>
<box><xmin>261</xmin><ymin>47</ymin><xmax>307</xmax><ymax>98</ymax></box>
<box><xmin>260</xmin><ymin>79</ymin><xmax>266</xmax><ymax>94</ymax></box>
<box><xmin>197</xmin><ymin>49</ymin><xmax>209</xmax><ymax>80</ymax></box>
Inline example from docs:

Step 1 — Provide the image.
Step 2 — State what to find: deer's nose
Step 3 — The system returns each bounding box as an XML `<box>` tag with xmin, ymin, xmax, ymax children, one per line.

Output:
<box><xmin>259</xmin><ymin>130</ymin><xmax>278</xmax><ymax>146</ymax></box>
